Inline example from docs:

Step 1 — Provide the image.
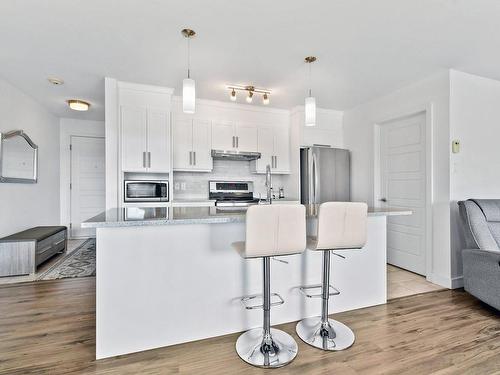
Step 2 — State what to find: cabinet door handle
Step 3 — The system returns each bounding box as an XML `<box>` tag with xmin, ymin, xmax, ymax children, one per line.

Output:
<box><xmin>193</xmin><ymin>151</ymin><xmax>196</xmax><ymax>165</ymax></box>
<box><xmin>148</xmin><ymin>152</ymin><xmax>151</xmax><ymax>168</ymax></box>
<box><xmin>189</xmin><ymin>151</ymin><xmax>192</xmax><ymax>165</ymax></box>
<box><xmin>143</xmin><ymin>152</ymin><xmax>146</xmax><ymax>168</ymax></box>
<box><xmin>236</xmin><ymin>136</ymin><xmax>239</xmax><ymax>148</ymax></box>
<box><xmin>275</xmin><ymin>155</ymin><xmax>277</xmax><ymax>169</ymax></box>
<box><xmin>232</xmin><ymin>136</ymin><xmax>235</xmax><ymax>148</ymax></box>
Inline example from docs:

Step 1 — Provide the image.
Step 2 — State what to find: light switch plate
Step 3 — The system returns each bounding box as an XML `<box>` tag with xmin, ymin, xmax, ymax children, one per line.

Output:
<box><xmin>452</xmin><ymin>140</ymin><xmax>460</xmax><ymax>153</ymax></box>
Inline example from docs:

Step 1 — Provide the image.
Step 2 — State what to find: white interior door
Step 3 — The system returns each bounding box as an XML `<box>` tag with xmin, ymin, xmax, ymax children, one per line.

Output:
<box><xmin>70</xmin><ymin>136</ymin><xmax>105</xmax><ymax>238</ymax></box>
<box><xmin>380</xmin><ymin>112</ymin><xmax>427</xmax><ymax>275</ymax></box>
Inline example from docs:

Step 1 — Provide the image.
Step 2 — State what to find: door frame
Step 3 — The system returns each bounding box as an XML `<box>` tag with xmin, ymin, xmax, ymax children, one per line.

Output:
<box><xmin>69</xmin><ymin>135</ymin><xmax>105</xmax><ymax>239</ymax></box>
<box><xmin>373</xmin><ymin>104</ymin><xmax>433</xmax><ymax>280</ymax></box>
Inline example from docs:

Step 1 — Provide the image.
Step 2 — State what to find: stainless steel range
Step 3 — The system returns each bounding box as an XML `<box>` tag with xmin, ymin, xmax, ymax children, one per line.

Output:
<box><xmin>209</xmin><ymin>181</ymin><xmax>260</xmax><ymax>207</ymax></box>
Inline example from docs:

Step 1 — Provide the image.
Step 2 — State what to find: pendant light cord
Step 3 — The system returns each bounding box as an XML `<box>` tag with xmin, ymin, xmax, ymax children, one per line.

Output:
<box><xmin>187</xmin><ymin>37</ymin><xmax>191</xmax><ymax>79</ymax></box>
<box><xmin>308</xmin><ymin>62</ymin><xmax>312</xmax><ymax>97</ymax></box>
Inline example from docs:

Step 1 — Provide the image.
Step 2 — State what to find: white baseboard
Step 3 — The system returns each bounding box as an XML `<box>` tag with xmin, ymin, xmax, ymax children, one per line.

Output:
<box><xmin>427</xmin><ymin>273</ymin><xmax>451</xmax><ymax>288</ymax></box>
<box><xmin>426</xmin><ymin>273</ymin><xmax>464</xmax><ymax>289</ymax></box>
<box><xmin>451</xmin><ymin>276</ymin><xmax>464</xmax><ymax>289</ymax></box>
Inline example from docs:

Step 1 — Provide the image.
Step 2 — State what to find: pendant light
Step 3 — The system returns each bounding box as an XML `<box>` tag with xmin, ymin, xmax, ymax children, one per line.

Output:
<box><xmin>182</xmin><ymin>28</ymin><xmax>196</xmax><ymax>114</ymax></box>
<box><xmin>304</xmin><ymin>56</ymin><xmax>317</xmax><ymax>127</ymax></box>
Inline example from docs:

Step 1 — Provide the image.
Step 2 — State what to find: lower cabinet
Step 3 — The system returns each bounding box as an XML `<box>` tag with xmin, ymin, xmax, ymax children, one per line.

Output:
<box><xmin>173</xmin><ymin>118</ymin><xmax>212</xmax><ymax>172</ymax></box>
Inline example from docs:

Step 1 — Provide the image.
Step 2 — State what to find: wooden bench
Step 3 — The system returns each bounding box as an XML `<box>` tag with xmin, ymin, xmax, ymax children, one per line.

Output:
<box><xmin>0</xmin><ymin>226</ymin><xmax>67</xmax><ymax>277</ymax></box>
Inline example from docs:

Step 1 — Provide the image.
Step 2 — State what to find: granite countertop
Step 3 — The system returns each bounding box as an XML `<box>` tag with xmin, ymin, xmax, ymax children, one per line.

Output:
<box><xmin>82</xmin><ymin>205</ymin><xmax>412</xmax><ymax>228</ymax></box>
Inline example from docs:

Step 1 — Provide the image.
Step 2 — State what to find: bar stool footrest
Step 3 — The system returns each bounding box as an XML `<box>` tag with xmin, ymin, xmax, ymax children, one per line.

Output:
<box><xmin>299</xmin><ymin>284</ymin><xmax>340</xmax><ymax>298</ymax></box>
<box><xmin>240</xmin><ymin>293</ymin><xmax>285</xmax><ymax>310</ymax></box>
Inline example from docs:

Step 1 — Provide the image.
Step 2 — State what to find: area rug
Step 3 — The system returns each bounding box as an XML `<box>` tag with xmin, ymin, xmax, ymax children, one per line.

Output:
<box><xmin>37</xmin><ymin>238</ymin><xmax>96</xmax><ymax>280</ymax></box>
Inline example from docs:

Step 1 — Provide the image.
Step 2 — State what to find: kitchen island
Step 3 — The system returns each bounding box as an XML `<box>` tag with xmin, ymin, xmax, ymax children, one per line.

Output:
<box><xmin>83</xmin><ymin>205</ymin><xmax>411</xmax><ymax>359</ymax></box>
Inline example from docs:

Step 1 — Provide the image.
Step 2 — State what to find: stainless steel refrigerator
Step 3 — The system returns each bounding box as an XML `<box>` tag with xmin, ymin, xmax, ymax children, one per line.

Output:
<box><xmin>300</xmin><ymin>147</ymin><xmax>350</xmax><ymax>204</ymax></box>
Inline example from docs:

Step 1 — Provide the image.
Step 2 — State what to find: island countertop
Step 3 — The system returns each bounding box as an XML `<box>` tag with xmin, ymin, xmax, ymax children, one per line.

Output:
<box><xmin>82</xmin><ymin>205</ymin><xmax>412</xmax><ymax>228</ymax></box>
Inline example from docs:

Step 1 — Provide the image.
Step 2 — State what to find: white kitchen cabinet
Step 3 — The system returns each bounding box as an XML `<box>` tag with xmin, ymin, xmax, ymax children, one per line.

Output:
<box><xmin>121</xmin><ymin>106</ymin><xmax>147</xmax><ymax>172</ymax></box>
<box><xmin>192</xmin><ymin>119</ymin><xmax>212</xmax><ymax>170</ymax></box>
<box><xmin>147</xmin><ymin>109</ymin><xmax>171</xmax><ymax>173</ymax></box>
<box><xmin>121</xmin><ymin>105</ymin><xmax>170</xmax><ymax>173</ymax></box>
<box><xmin>234</xmin><ymin>123</ymin><xmax>258</xmax><ymax>152</ymax></box>
<box><xmin>211</xmin><ymin>122</ymin><xmax>257</xmax><ymax>152</ymax></box>
<box><xmin>273</xmin><ymin>125</ymin><xmax>291</xmax><ymax>173</ymax></box>
<box><xmin>252</xmin><ymin>124</ymin><xmax>290</xmax><ymax>174</ymax></box>
<box><xmin>173</xmin><ymin>118</ymin><xmax>212</xmax><ymax>172</ymax></box>
<box><xmin>211</xmin><ymin>122</ymin><xmax>234</xmax><ymax>150</ymax></box>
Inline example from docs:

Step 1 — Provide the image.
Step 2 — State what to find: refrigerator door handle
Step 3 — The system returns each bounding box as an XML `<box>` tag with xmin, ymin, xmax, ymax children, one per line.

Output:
<box><xmin>312</xmin><ymin>151</ymin><xmax>319</xmax><ymax>204</ymax></box>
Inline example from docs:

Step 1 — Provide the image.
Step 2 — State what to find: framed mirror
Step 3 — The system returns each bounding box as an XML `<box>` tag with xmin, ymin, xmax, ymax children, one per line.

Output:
<box><xmin>0</xmin><ymin>130</ymin><xmax>38</xmax><ymax>183</ymax></box>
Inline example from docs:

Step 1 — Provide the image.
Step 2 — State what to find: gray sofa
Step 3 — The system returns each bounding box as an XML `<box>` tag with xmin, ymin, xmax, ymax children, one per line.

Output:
<box><xmin>458</xmin><ymin>199</ymin><xmax>500</xmax><ymax>310</ymax></box>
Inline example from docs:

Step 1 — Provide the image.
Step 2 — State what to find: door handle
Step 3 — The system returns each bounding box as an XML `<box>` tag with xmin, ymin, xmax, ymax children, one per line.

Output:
<box><xmin>312</xmin><ymin>152</ymin><xmax>318</xmax><ymax>204</ymax></box>
<box><xmin>275</xmin><ymin>155</ymin><xmax>277</xmax><ymax>169</ymax></box>
<box><xmin>147</xmin><ymin>152</ymin><xmax>151</xmax><ymax>168</ymax></box>
<box><xmin>236</xmin><ymin>136</ymin><xmax>239</xmax><ymax>148</ymax></box>
<box><xmin>232</xmin><ymin>136</ymin><xmax>235</xmax><ymax>148</ymax></box>
<box><xmin>143</xmin><ymin>152</ymin><xmax>146</xmax><ymax>168</ymax></box>
<box><xmin>380</xmin><ymin>198</ymin><xmax>387</xmax><ymax>202</ymax></box>
<box><xmin>193</xmin><ymin>151</ymin><xmax>196</xmax><ymax>166</ymax></box>
<box><xmin>189</xmin><ymin>151</ymin><xmax>192</xmax><ymax>165</ymax></box>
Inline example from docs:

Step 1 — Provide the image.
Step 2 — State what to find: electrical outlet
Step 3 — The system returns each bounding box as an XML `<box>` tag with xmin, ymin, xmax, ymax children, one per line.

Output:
<box><xmin>181</xmin><ymin>182</ymin><xmax>186</xmax><ymax>191</ymax></box>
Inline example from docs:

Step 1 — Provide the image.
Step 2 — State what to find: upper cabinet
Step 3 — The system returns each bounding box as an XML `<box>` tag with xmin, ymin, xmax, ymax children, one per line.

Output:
<box><xmin>173</xmin><ymin>118</ymin><xmax>212</xmax><ymax>172</ymax></box>
<box><xmin>119</xmin><ymin>85</ymin><xmax>172</xmax><ymax>173</ymax></box>
<box><xmin>211</xmin><ymin>122</ymin><xmax>257</xmax><ymax>152</ymax></box>
<box><xmin>251</xmin><ymin>124</ymin><xmax>290</xmax><ymax>174</ymax></box>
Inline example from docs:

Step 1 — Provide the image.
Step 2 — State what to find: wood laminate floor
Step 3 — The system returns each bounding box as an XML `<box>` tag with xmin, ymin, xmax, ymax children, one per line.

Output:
<box><xmin>0</xmin><ymin>278</ymin><xmax>499</xmax><ymax>375</ymax></box>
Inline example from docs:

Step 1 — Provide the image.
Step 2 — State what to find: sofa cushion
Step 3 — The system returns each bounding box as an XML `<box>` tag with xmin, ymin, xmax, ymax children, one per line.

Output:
<box><xmin>471</xmin><ymin>199</ymin><xmax>500</xmax><ymax>221</ymax></box>
<box><xmin>458</xmin><ymin>200</ymin><xmax>500</xmax><ymax>251</ymax></box>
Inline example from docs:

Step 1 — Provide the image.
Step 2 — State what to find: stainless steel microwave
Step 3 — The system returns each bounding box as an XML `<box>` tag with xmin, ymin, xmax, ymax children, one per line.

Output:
<box><xmin>124</xmin><ymin>180</ymin><xmax>169</xmax><ymax>202</ymax></box>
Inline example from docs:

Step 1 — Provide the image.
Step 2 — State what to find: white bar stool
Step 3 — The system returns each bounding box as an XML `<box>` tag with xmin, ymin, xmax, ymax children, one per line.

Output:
<box><xmin>232</xmin><ymin>204</ymin><xmax>306</xmax><ymax>368</ymax></box>
<box><xmin>296</xmin><ymin>202</ymin><xmax>368</xmax><ymax>351</ymax></box>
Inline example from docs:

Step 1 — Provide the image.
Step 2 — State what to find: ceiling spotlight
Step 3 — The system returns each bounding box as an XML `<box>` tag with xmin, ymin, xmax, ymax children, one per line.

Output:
<box><xmin>246</xmin><ymin>91</ymin><xmax>253</xmax><ymax>103</ymax></box>
<box><xmin>48</xmin><ymin>77</ymin><xmax>64</xmax><ymax>85</ymax></box>
<box><xmin>263</xmin><ymin>93</ymin><xmax>269</xmax><ymax>105</ymax></box>
<box><xmin>67</xmin><ymin>99</ymin><xmax>90</xmax><ymax>111</ymax></box>
<box><xmin>230</xmin><ymin>89</ymin><xmax>237</xmax><ymax>101</ymax></box>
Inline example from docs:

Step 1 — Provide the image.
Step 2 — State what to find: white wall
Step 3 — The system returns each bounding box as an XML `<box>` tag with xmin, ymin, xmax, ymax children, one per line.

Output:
<box><xmin>343</xmin><ymin>71</ymin><xmax>452</xmax><ymax>287</ymax></box>
<box><xmin>59</xmin><ymin>118</ymin><xmax>105</xmax><ymax>231</ymax></box>
<box><xmin>0</xmin><ymin>77</ymin><xmax>60</xmax><ymax>237</ymax></box>
<box><xmin>449</xmin><ymin>70</ymin><xmax>500</xmax><ymax>281</ymax></box>
<box><xmin>289</xmin><ymin>107</ymin><xmax>344</xmax><ymax>199</ymax></box>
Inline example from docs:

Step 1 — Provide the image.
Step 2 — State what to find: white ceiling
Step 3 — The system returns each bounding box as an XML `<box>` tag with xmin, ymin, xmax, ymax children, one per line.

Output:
<box><xmin>1</xmin><ymin>0</ymin><xmax>500</xmax><ymax>121</ymax></box>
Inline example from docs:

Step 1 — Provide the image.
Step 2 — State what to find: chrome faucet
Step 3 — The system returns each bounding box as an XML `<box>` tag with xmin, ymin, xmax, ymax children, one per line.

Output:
<box><xmin>265</xmin><ymin>164</ymin><xmax>272</xmax><ymax>204</ymax></box>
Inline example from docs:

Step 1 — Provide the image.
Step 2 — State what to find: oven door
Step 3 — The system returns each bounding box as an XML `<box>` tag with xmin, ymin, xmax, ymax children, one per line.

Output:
<box><xmin>124</xmin><ymin>181</ymin><xmax>169</xmax><ymax>202</ymax></box>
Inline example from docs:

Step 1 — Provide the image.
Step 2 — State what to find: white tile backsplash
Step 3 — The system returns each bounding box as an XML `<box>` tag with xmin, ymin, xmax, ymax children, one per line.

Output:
<box><xmin>173</xmin><ymin>160</ymin><xmax>285</xmax><ymax>200</ymax></box>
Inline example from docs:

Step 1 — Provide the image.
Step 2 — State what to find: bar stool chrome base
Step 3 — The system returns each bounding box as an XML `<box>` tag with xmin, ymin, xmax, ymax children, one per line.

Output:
<box><xmin>296</xmin><ymin>316</ymin><xmax>355</xmax><ymax>351</ymax></box>
<box><xmin>235</xmin><ymin>327</ymin><xmax>298</xmax><ymax>368</ymax></box>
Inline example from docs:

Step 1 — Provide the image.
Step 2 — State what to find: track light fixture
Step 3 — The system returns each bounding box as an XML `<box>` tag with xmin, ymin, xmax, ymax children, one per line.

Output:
<box><xmin>246</xmin><ymin>91</ymin><xmax>253</xmax><ymax>103</ymax></box>
<box><xmin>226</xmin><ymin>85</ymin><xmax>271</xmax><ymax>105</ymax></box>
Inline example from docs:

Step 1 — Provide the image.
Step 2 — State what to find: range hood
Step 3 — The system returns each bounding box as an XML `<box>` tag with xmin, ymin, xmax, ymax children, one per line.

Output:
<box><xmin>211</xmin><ymin>149</ymin><xmax>261</xmax><ymax>161</ymax></box>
